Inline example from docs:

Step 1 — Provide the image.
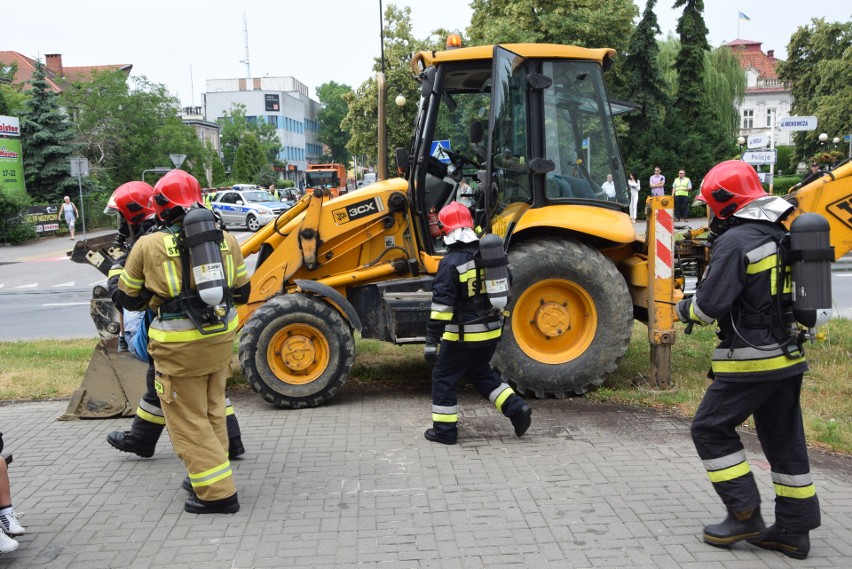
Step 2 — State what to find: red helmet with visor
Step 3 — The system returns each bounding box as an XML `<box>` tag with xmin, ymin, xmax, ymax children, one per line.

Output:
<box><xmin>438</xmin><ymin>201</ymin><xmax>474</xmax><ymax>235</ymax></box>
<box><xmin>699</xmin><ymin>160</ymin><xmax>767</xmax><ymax>219</ymax></box>
<box><xmin>152</xmin><ymin>170</ymin><xmax>202</xmax><ymax>220</ymax></box>
<box><xmin>110</xmin><ymin>181</ymin><xmax>156</xmax><ymax>224</ymax></box>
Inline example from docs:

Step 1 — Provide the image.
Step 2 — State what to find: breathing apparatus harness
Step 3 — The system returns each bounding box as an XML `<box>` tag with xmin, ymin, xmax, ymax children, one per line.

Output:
<box><xmin>159</xmin><ymin>206</ymin><xmax>233</xmax><ymax>335</ymax></box>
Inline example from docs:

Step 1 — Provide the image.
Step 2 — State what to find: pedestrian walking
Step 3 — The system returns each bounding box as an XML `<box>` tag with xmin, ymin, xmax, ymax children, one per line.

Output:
<box><xmin>424</xmin><ymin>202</ymin><xmax>531</xmax><ymax>445</ymax></box>
<box><xmin>104</xmin><ymin>181</ymin><xmax>246</xmax><ymax>462</ymax></box>
<box><xmin>649</xmin><ymin>166</ymin><xmax>665</xmax><ymax>197</ymax></box>
<box><xmin>59</xmin><ymin>196</ymin><xmax>79</xmax><ymax>240</ymax></box>
<box><xmin>672</xmin><ymin>169</ymin><xmax>693</xmax><ymax>221</ymax></box>
<box><xmin>117</xmin><ymin>170</ymin><xmax>251</xmax><ymax>514</ymax></box>
<box><xmin>628</xmin><ymin>172</ymin><xmax>640</xmax><ymax>221</ymax></box>
<box><xmin>678</xmin><ymin>160</ymin><xmax>820</xmax><ymax>559</ymax></box>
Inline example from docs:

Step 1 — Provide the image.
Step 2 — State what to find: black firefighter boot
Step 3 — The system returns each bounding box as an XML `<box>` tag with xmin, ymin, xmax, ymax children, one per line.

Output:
<box><xmin>225</xmin><ymin>402</ymin><xmax>246</xmax><ymax>459</ymax></box>
<box><xmin>749</xmin><ymin>525</ymin><xmax>810</xmax><ymax>560</ymax></box>
<box><xmin>106</xmin><ymin>417</ymin><xmax>162</xmax><ymax>458</ymax></box>
<box><xmin>703</xmin><ymin>507</ymin><xmax>767</xmax><ymax>547</ymax></box>
<box><xmin>501</xmin><ymin>394</ymin><xmax>532</xmax><ymax>438</ymax></box>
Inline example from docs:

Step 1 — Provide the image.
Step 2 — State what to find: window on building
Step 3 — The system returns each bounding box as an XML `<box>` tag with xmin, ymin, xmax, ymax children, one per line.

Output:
<box><xmin>742</xmin><ymin>109</ymin><xmax>754</xmax><ymax>130</ymax></box>
<box><xmin>246</xmin><ymin>116</ymin><xmax>257</xmax><ymax>125</ymax></box>
<box><xmin>268</xmin><ymin>115</ymin><xmax>279</xmax><ymax>128</ymax></box>
<box><xmin>766</xmin><ymin>108</ymin><xmax>775</xmax><ymax>128</ymax></box>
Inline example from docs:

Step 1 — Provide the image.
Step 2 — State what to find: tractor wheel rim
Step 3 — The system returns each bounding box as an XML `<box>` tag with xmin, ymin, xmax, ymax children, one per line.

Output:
<box><xmin>512</xmin><ymin>278</ymin><xmax>597</xmax><ymax>364</ymax></box>
<box><xmin>267</xmin><ymin>323</ymin><xmax>329</xmax><ymax>385</ymax></box>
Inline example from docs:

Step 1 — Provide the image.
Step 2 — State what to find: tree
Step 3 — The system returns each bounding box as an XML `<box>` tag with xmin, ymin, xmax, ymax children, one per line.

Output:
<box><xmin>316</xmin><ymin>81</ymin><xmax>353</xmax><ymax>164</ymax></box>
<box><xmin>61</xmin><ymin>70</ymin><xmax>203</xmax><ymax>192</ymax></box>
<box><xmin>342</xmin><ymin>5</ymin><xmax>428</xmax><ymax>178</ymax></box>
<box><xmin>619</xmin><ymin>0</ymin><xmax>670</xmax><ymax>176</ymax></box>
<box><xmin>19</xmin><ymin>62</ymin><xmax>80</xmax><ymax>204</ymax></box>
<box><xmin>218</xmin><ymin>104</ymin><xmax>282</xmax><ymax>172</ymax></box>
<box><xmin>672</xmin><ymin>0</ymin><xmax>710</xmax><ymax>121</ymax></box>
<box><xmin>777</xmin><ymin>18</ymin><xmax>852</xmax><ymax>163</ymax></box>
<box><xmin>232</xmin><ymin>133</ymin><xmax>267</xmax><ymax>183</ymax></box>
<box><xmin>468</xmin><ymin>0</ymin><xmax>637</xmax><ymax>53</ymax></box>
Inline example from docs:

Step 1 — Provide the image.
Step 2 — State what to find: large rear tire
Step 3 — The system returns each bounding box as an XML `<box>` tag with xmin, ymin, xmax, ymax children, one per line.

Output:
<box><xmin>239</xmin><ymin>294</ymin><xmax>355</xmax><ymax>408</ymax></box>
<box><xmin>493</xmin><ymin>237</ymin><xmax>633</xmax><ymax>396</ymax></box>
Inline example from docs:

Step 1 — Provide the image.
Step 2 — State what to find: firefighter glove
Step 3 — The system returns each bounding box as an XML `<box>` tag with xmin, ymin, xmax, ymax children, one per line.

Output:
<box><xmin>424</xmin><ymin>337</ymin><xmax>439</xmax><ymax>364</ymax></box>
<box><xmin>676</xmin><ymin>299</ymin><xmax>691</xmax><ymax>323</ymax></box>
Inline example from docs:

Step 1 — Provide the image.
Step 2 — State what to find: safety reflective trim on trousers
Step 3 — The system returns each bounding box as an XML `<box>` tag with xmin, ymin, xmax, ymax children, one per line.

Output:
<box><xmin>226</xmin><ymin>404</ymin><xmax>235</xmax><ymax>416</ymax></box>
<box><xmin>433</xmin><ymin>405</ymin><xmax>458</xmax><ymax>415</ymax></box>
<box><xmin>444</xmin><ymin>322</ymin><xmax>501</xmax><ymax>334</ymax></box>
<box><xmin>712</xmin><ymin>353</ymin><xmax>804</xmax><ymax>373</ymax></box>
<box><xmin>163</xmin><ymin>260</ymin><xmax>180</xmax><ymax>298</ymax></box>
<box><xmin>136</xmin><ymin>400</ymin><xmax>166</xmax><ymax>425</ymax></box>
<box><xmin>771</xmin><ymin>471</ymin><xmax>813</xmax><ymax>486</ymax></box>
<box><xmin>690</xmin><ymin>297</ymin><xmax>715</xmax><ymax>325</ymax></box>
<box><xmin>189</xmin><ymin>460</ymin><xmax>233</xmax><ymax>488</ymax></box>
<box><xmin>149</xmin><ymin>312</ymin><xmax>238</xmax><ymax>342</ymax></box>
<box><xmin>707</xmin><ymin>460</ymin><xmax>752</xmax><ymax>484</ymax></box>
<box><xmin>489</xmin><ymin>384</ymin><xmax>514</xmax><ymax>412</ymax></box>
<box><xmin>702</xmin><ymin>449</ymin><xmax>746</xmax><ymax>471</ymax></box>
<box><xmin>432</xmin><ymin>413</ymin><xmax>458</xmax><ymax>423</ymax></box>
<box><xmin>108</xmin><ymin>267</ymin><xmax>123</xmax><ymax>278</ymax></box>
<box><xmin>774</xmin><ymin>482</ymin><xmax>817</xmax><ymax>499</ymax></box>
<box><xmin>455</xmin><ymin>260</ymin><xmax>477</xmax><ymax>275</ymax></box>
<box><xmin>713</xmin><ymin>345</ymin><xmax>792</xmax><ymax>361</ymax></box>
<box><xmin>120</xmin><ymin>271</ymin><xmax>144</xmax><ymax>291</ymax></box>
<box><xmin>430</xmin><ymin>310</ymin><xmax>453</xmax><ymax>321</ymax></box>
<box><xmin>442</xmin><ymin>328</ymin><xmax>502</xmax><ymax>342</ymax></box>
<box><xmin>746</xmin><ymin>242</ymin><xmax>777</xmax><ymax>264</ymax></box>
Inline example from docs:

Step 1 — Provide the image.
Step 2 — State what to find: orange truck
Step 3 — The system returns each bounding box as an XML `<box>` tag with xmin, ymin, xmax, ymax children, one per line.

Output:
<box><xmin>305</xmin><ymin>163</ymin><xmax>347</xmax><ymax>199</ymax></box>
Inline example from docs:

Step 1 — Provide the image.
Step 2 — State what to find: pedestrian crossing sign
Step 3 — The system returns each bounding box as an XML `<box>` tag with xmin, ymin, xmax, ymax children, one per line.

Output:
<box><xmin>430</xmin><ymin>140</ymin><xmax>452</xmax><ymax>163</ymax></box>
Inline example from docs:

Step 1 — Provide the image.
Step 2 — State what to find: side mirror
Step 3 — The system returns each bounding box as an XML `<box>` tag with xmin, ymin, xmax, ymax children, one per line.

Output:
<box><xmin>395</xmin><ymin>147</ymin><xmax>410</xmax><ymax>174</ymax></box>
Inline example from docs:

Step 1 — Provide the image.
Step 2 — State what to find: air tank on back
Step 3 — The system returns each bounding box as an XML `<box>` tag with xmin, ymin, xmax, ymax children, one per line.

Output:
<box><xmin>789</xmin><ymin>212</ymin><xmax>833</xmax><ymax>329</ymax></box>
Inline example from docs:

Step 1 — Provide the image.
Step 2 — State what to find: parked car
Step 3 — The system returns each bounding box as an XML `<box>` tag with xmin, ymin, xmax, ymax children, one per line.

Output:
<box><xmin>210</xmin><ymin>187</ymin><xmax>292</xmax><ymax>231</ymax></box>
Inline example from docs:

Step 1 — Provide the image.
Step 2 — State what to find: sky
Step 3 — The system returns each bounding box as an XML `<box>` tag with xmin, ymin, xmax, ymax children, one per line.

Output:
<box><xmin>5</xmin><ymin>1</ymin><xmax>850</xmax><ymax>107</ymax></box>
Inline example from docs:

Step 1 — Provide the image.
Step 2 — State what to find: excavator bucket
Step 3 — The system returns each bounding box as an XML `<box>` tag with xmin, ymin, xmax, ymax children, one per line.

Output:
<box><xmin>60</xmin><ymin>236</ymin><xmax>149</xmax><ymax>420</ymax></box>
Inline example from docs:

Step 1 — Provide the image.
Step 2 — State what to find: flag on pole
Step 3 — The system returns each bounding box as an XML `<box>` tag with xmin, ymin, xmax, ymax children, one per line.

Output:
<box><xmin>739</xmin><ymin>11</ymin><xmax>751</xmax><ymax>21</ymax></box>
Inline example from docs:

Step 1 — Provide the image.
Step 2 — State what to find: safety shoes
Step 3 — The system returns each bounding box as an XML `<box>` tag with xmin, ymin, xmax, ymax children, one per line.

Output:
<box><xmin>511</xmin><ymin>404</ymin><xmax>533</xmax><ymax>438</ymax></box>
<box><xmin>424</xmin><ymin>429</ymin><xmax>457</xmax><ymax>445</ymax></box>
<box><xmin>228</xmin><ymin>436</ymin><xmax>245</xmax><ymax>459</ymax></box>
<box><xmin>0</xmin><ymin>511</ymin><xmax>25</xmax><ymax>536</ymax></box>
<box><xmin>703</xmin><ymin>508</ymin><xmax>766</xmax><ymax>546</ymax></box>
<box><xmin>0</xmin><ymin>532</ymin><xmax>18</xmax><ymax>554</ymax></box>
<box><xmin>749</xmin><ymin>524</ymin><xmax>810</xmax><ymax>560</ymax></box>
<box><xmin>182</xmin><ymin>476</ymin><xmax>194</xmax><ymax>494</ymax></box>
<box><xmin>184</xmin><ymin>493</ymin><xmax>240</xmax><ymax>514</ymax></box>
<box><xmin>106</xmin><ymin>431</ymin><xmax>155</xmax><ymax>458</ymax></box>
<box><xmin>117</xmin><ymin>336</ymin><xmax>129</xmax><ymax>352</ymax></box>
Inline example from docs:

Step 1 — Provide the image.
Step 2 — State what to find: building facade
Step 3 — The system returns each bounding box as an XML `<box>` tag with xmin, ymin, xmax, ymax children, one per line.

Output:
<box><xmin>204</xmin><ymin>76</ymin><xmax>322</xmax><ymax>188</ymax></box>
<box><xmin>726</xmin><ymin>40</ymin><xmax>793</xmax><ymax>147</ymax></box>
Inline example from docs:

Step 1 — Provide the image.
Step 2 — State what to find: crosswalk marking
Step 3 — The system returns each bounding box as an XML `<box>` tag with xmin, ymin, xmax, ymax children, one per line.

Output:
<box><xmin>52</xmin><ymin>281</ymin><xmax>76</xmax><ymax>288</ymax></box>
<box><xmin>13</xmin><ymin>283</ymin><xmax>38</xmax><ymax>289</ymax></box>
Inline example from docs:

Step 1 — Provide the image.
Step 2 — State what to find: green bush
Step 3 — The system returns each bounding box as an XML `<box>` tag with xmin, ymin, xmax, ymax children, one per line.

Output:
<box><xmin>0</xmin><ymin>189</ymin><xmax>36</xmax><ymax>245</ymax></box>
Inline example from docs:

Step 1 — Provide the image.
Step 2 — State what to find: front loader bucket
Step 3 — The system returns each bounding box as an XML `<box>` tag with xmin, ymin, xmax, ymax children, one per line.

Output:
<box><xmin>58</xmin><ymin>287</ymin><xmax>148</xmax><ymax>420</ymax></box>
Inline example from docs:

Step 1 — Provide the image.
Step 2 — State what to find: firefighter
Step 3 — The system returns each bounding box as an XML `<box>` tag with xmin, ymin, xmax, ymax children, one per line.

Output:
<box><xmin>117</xmin><ymin>170</ymin><xmax>250</xmax><ymax>514</ymax></box>
<box><xmin>424</xmin><ymin>202</ymin><xmax>532</xmax><ymax>445</ymax></box>
<box><xmin>677</xmin><ymin>160</ymin><xmax>820</xmax><ymax>559</ymax></box>
<box><xmin>104</xmin><ymin>181</ymin><xmax>247</xmax><ymax>461</ymax></box>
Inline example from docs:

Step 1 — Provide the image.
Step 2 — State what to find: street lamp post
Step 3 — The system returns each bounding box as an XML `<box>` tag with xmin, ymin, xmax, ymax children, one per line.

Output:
<box><xmin>737</xmin><ymin>136</ymin><xmax>745</xmax><ymax>155</ymax></box>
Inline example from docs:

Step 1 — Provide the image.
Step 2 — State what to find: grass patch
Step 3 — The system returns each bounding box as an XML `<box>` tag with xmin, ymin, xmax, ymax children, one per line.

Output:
<box><xmin>2</xmin><ymin>319</ymin><xmax>850</xmax><ymax>454</ymax></box>
<box><xmin>0</xmin><ymin>339</ymin><xmax>95</xmax><ymax>400</ymax></box>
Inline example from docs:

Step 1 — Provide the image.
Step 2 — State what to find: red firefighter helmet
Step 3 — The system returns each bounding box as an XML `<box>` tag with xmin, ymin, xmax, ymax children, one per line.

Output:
<box><xmin>699</xmin><ymin>160</ymin><xmax>767</xmax><ymax>219</ymax></box>
<box><xmin>152</xmin><ymin>170</ymin><xmax>202</xmax><ymax>220</ymax></box>
<box><xmin>438</xmin><ymin>201</ymin><xmax>474</xmax><ymax>235</ymax></box>
<box><xmin>110</xmin><ymin>181</ymin><xmax>156</xmax><ymax>224</ymax></box>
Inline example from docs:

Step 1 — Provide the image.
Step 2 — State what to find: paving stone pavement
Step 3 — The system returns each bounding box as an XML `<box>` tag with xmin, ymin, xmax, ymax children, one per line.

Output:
<box><xmin>1</xmin><ymin>383</ymin><xmax>851</xmax><ymax>569</ymax></box>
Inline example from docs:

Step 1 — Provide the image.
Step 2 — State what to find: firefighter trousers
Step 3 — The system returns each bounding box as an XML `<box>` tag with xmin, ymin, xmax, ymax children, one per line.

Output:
<box><xmin>691</xmin><ymin>373</ymin><xmax>820</xmax><ymax>532</ymax></box>
<box><xmin>431</xmin><ymin>341</ymin><xmax>526</xmax><ymax>437</ymax></box>
<box><xmin>155</xmin><ymin>367</ymin><xmax>236</xmax><ymax>502</ymax></box>
<box><xmin>128</xmin><ymin>360</ymin><xmax>242</xmax><ymax>449</ymax></box>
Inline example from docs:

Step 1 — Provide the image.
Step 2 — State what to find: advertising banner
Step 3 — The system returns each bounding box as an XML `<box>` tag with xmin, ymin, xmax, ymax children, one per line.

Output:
<box><xmin>26</xmin><ymin>205</ymin><xmax>61</xmax><ymax>234</ymax></box>
<box><xmin>0</xmin><ymin>137</ymin><xmax>26</xmax><ymax>192</ymax></box>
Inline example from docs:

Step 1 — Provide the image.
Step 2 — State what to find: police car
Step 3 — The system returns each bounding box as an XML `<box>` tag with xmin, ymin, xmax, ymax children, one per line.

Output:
<box><xmin>210</xmin><ymin>185</ymin><xmax>292</xmax><ymax>231</ymax></box>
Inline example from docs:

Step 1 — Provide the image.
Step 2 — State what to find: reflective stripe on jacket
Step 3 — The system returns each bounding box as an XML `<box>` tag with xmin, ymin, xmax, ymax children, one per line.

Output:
<box><xmin>686</xmin><ymin>221</ymin><xmax>807</xmax><ymax>381</ymax></box>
